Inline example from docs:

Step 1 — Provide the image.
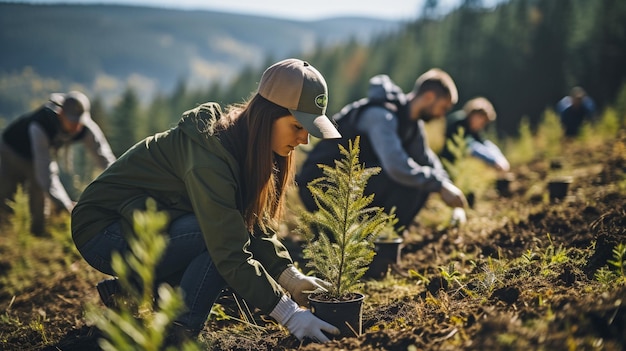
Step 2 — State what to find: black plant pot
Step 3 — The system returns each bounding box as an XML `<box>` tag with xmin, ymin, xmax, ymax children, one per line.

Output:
<box><xmin>466</xmin><ymin>191</ymin><xmax>476</xmax><ymax>208</ymax></box>
<box><xmin>548</xmin><ymin>177</ymin><xmax>573</xmax><ymax>201</ymax></box>
<box><xmin>366</xmin><ymin>238</ymin><xmax>403</xmax><ymax>278</ymax></box>
<box><xmin>550</xmin><ymin>158</ymin><xmax>563</xmax><ymax>170</ymax></box>
<box><xmin>496</xmin><ymin>173</ymin><xmax>515</xmax><ymax>197</ymax></box>
<box><xmin>309</xmin><ymin>292</ymin><xmax>365</xmax><ymax>338</ymax></box>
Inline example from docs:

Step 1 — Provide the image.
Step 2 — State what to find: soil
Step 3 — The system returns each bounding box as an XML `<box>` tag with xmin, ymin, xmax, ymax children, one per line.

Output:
<box><xmin>1</xmin><ymin>134</ymin><xmax>625</xmax><ymax>351</ymax></box>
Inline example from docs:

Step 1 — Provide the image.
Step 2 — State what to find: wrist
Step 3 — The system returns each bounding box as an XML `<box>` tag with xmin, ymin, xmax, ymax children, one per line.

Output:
<box><xmin>278</xmin><ymin>266</ymin><xmax>303</xmax><ymax>289</ymax></box>
<box><xmin>269</xmin><ymin>294</ymin><xmax>301</xmax><ymax>325</ymax></box>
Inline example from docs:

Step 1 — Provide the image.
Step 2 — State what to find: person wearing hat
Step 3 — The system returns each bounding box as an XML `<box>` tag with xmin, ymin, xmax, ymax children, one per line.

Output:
<box><xmin>297</xmin><ymin>69</ymin><xmax>468</xmax><ymax>233</ymax></box>
<box><xmin>71</xmin><ymin>58</ymin><xmax>341</xmax><ymax>345</ymax></box>
<box><xmin>556</xmin><ymin>86</ymin><xmax>596</xmax><ymax>137</ymax></box>
<box><xmin>440</xmin><ymin>97</ymin><xmax>510</xmax><ymax>172</ymax></box>
<box><xmin>0</xmin><ymin>91</ymin><xmax>116</xmax><ymax>235</ymax></box>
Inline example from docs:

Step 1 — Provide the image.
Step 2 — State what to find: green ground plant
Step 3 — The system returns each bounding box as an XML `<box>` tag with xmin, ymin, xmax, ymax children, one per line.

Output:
<box><xmin>595</xmin><ymin>242</ymin><xmax>626</xmax><ymax>287</ymax></box>
<box><xmin>475</xmin><ymin>256</ymin><xmax>509</xmax><ymax>294</ymax></box>
<box><xmin>0</xmin><ymin>186</ymin><xmax>80</xmax><ymax>294</ymax></box>
<box><xmin>609</xmin><ymin>243</ymin><xmax>626</xmax><ymax>277</ymax></box>
<box><xmin>595</xmin><ymin>108</ymin><xmax>621</xmax><ymax>140</ymax></box>
<box><xmin>0</xmin><ymin>186</ymin><xmax>33</xmax><ymax>294</ymax></box>
<box><xmin>505</xmin><ymin>117</ymin><xmax>535</xmax><ymax>166</ymax></box>
<box><xmin>438</xmin><ymin>262</ymin><xmax>463</xmax><ymax>287</ymax></box>
<box><xmin>539</xmin><ymin>233</ymin><xmax>570</xmax><ymax>277</ymax></box>
<box><xmin>441</xmin><ymin>127</ymin><xmax>496</xmax><ymax>201</ymax></box>
<box><xmin>578</xmin><ymin>108</ymin><xmax>619</xmax><ymax>148</ymax></box>
<box><xmin>6</xmin><ymin>185</ymin><xmax>31</xmax><ymax>236</ymax></box>
<box><xmin>615</xmin><ymin>82</ymin><xmax>626</xmax><ymax>126</ymax></box>
<box><xmin>85</xmin><ymin>199</ymin><xmax>199</xmax><ymax>351</ymax></box>
<box><xmin>535</xmin><ymin>109</ymin><xmax>563</xmax><ymax>159</ymax></box>
<box><xmin>297</xmin><ymin>136</ymin><xmax>396</xmax><ymax>298</ymax></box>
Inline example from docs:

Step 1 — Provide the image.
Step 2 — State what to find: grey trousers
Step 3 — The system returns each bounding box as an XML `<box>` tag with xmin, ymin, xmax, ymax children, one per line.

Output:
<box><xmin>0</xmin><ymin>141</ymin><xmax>47</xmax><ymax>235</ymax></box>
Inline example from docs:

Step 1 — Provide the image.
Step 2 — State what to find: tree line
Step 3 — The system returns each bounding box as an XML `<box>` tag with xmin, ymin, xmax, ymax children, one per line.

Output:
<box><xmin>98</xmin><ymin>0</ymin><xmax>625</xmax><ymax>152</ymax></box>
<box><xmin>4</xmin><ymin>0</ymin><xmax>626</xmax><ymax>166</ymax></box>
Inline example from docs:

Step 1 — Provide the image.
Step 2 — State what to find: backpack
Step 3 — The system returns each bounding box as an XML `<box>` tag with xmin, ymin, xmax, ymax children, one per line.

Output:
<box><xmin>332</xmin><ymin>74</ymin><xmax>414</xmax><ymax>147</ymax></box>
<box><xmin>297</xmin><ymin>74</ymin><xmax>415</xmax><ymax>212</ymax></box>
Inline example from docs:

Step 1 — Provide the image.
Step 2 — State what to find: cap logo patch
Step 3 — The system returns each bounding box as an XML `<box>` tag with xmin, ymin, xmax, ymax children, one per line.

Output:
<box><xmin>315</xmin><ymin>94</ymin><xmax>327</xmax><ymax>109</ymax></box>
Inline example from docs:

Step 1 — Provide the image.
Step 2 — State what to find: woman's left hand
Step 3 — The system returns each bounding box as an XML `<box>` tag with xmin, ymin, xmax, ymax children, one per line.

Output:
<box><xmin>278</xmin><ymin>266</ymin><xmax>331</xmax><ymax>306</ymax></box>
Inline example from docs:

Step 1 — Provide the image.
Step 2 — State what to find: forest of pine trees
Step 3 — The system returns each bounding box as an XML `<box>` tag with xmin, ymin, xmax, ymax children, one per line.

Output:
<box><xmin>2</xmin><ymin>0</ymin><xmax>626</xmax><ymax>185</ymax></box>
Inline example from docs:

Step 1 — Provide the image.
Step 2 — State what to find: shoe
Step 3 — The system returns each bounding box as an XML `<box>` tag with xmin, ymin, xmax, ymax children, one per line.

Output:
<box><xmin>96</xmin><ymin>278</ymin><xmax>122</xmax><ymax>308</ymax></box>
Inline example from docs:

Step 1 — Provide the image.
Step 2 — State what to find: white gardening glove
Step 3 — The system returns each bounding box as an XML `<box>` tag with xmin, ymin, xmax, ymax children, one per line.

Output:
<box><xmin>278</xmin><ymin>266</ymin><xmax>331</xmax><ymax>307</ymax></box>
<box><xmin>494</xmin><ymin>157</ymin><xmax>511</xmax><ymax>172</ymax></box>
<box><xmin>270</xmin><ymin>295</ymin><xmax>339</xmax><ymax>342</ymax></box>
<box><xmin>440</xmin><ymin>181</ymin><xmax>467</xmax><ymax>208</ymax></box>
<box><xmin>450</xmin><ymin>207</ymin><xmax>467</xmax><ymax>227</ymax></box>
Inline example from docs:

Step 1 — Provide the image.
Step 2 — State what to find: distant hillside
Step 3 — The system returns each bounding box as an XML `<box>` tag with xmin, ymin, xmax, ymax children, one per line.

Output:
<box><xmin>0</xmin><ymin>3</ymin><xmax>399</xmax><ymax>116</ymax></box>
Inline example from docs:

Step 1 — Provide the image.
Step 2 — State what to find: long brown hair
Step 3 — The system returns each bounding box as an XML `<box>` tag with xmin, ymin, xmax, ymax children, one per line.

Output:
<box><xmin>217</xmin><ymin>94</ymin><xmax>296</xmax><ymax>232</ymax></box>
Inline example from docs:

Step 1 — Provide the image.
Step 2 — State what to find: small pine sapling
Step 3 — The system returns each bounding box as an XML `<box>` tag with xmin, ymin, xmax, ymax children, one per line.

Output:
<box><xmin>86</xmin><ymin>199</ymin><xmax>199</xmax><ymax>351</ymax></box>
<box><xmin>297</xmin><ymin>136</ymin><xmax>396</xmax><ymax>299</ymax></box>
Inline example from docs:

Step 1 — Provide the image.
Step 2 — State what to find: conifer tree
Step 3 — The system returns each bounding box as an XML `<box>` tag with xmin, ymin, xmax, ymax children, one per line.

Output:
<box><xmin>441</xmin><ymin>126</ymin><xmax>469</xmax><ymax>183</ymax></box>
<box><xmin>297</xmin><ymin>137</ymin><xmax>396</xmax><ymax>299</ymax></box>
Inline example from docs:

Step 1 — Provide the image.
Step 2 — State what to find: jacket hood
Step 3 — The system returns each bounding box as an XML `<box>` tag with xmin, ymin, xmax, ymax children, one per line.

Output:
<box><xmin>367</xmin><ymin>74</ymin><xmax>408</xmax><ymax>106</ymax></box>
<box><xmin>177</xmin><ymin>102</ymin><xmax>226</xmax><ymax>150</ymax></box>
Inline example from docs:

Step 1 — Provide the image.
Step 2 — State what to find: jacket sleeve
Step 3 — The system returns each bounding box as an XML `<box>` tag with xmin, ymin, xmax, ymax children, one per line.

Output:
<box><xmin>357</xmin><ymin>106</ymin><xmax>448</xmax><ymax>193</ymax></box>
<box><xmin>248</xmin><ymin>229</ymin><xmax>293</xmax><ymax>279</ymax></box>
<box><xmin>28</xmin><ymin>123</ymin><xmax>74</xmax><ymax>211</ymax></box>
<box><xmin>81</xmin><ymin>118</ymin><xmax>116</xmax><ymax>169</ymax></box>
<box><xmin>468</xmin><ymin>139</ymin><xmax>509</xmax><ymax>167</ymax></box>
<box><xmin>183</xmin><ymin>165</ymin><xmax>285</xmax><ymax>314</ymax></box>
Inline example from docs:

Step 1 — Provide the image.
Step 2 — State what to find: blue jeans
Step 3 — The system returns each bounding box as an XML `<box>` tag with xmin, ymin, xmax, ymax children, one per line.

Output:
<box><xmin>77</xmin><ymin>213</ymin><xmax>227</xmax><ymax>330</ymax></box>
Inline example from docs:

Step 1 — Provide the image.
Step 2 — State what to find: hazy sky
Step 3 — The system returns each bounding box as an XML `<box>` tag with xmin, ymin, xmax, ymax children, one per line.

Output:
<box><xmin>6</xmin><ymin>0</ymin><xmax>481</xmax><ymax>20</ymax></box>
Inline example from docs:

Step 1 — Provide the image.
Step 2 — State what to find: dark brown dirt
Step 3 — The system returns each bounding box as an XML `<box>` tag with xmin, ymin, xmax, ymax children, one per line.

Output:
<box><xmin>1</xmin><ymin>134</ymin><xmax>625</xmax><ymax>351</ymax></box>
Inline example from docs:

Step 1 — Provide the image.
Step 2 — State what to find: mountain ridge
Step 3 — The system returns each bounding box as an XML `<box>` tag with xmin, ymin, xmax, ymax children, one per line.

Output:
<box><xmin>0</xmin><ymin>3</ymin><xmax>399</xmax><ymax>112</ymax></box>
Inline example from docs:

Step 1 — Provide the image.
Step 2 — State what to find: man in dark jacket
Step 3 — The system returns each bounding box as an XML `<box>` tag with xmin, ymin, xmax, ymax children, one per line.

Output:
<box><xmin>297</xmin><ymin>69</ymin><xmax>468</xmax><ymax>232</ymax></box>
<box><xmin>556</xmin><ymin>86</ymin><xmax>596</xmax><ymax>137</ymax></box>
<box><xmin>0</xmin><ymin>91</ymin><xmax>115</xmax><ymax>235</ymax></box>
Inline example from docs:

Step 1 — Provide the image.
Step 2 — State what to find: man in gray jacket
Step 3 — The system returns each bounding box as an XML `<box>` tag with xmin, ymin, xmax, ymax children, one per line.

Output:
<box><xmin>0</xmin><ymin>91</ymin><xmax>115</xmax><ymax>235</ymax></box>
<box><xmin>298</xmin><ymin>69</ymin><xmax>468</xmax><ymax>232</ymax></box>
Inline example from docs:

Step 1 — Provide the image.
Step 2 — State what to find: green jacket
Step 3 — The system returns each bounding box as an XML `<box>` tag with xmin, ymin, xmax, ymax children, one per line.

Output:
<box><xmin>72</xmin><ymin>102</ymin><xmax>292</xmax><ymax>313</ymax></box>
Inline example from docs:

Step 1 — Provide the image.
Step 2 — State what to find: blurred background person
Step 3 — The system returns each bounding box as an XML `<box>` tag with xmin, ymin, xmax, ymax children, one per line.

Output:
<box><xmin>556</xmin><ymin>86</ymin><xmax>597</xmax><ymax>137</ymax></box>
<box><xmin>0</xmin><ymin>91</ymin><xmax>115</xmax><ymax>235</ymax></box>
<box><xmin>298</xmin><ymin>69</ymin><xmax>468</xmax><ymax>233</ymax></box>
<box><xmin>441</xmin><ymin>97</ymin><xmax>510</xmax><ymax>172</ymax></box>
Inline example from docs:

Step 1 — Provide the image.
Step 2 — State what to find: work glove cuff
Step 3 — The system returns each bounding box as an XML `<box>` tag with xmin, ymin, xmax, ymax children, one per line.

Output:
<box><xmin>278</xmin><ymin>266</ymin><xmax>303</xmax><ymax>292</ymax></box>
<box><xmin>269</xmin><ymin>294</ymin><xmax>300</xmax><ymax>325</ymax></box>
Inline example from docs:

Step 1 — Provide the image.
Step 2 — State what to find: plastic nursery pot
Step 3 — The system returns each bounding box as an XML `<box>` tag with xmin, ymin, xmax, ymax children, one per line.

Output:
<box><xmin>466</xmin><ymin>191</ymin><xmax>476</xmax><ymax>208</ymax></box>
<box><xmin>550</xmin><ymin>158</ymin><xmax>564</xmax><ymax>170</ymax></box>
<box><xmin>308</xmin><ymin>292</ymin><xmax>365</xmax><ymax>339</ymax></box>
<box><xmin>496</xmin><ymin>172</ymin><xmax>515</xmax><ymax>197</ymax></box>
<box><xmin>366</xmin><ymin>237</ymin><xmax>404</xmax><ymax>278</ymax></box>
<box><xmin>548</xmin><ymin>176</ymin><xmax>573</xmax><ymax>201</ymax></box>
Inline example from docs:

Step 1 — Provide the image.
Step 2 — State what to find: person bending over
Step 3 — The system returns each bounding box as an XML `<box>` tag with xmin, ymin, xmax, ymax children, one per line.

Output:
<box><xmin>71</xmin><ymin>59</ymin><xmax>341</xmax><ymax>345</ymax></box>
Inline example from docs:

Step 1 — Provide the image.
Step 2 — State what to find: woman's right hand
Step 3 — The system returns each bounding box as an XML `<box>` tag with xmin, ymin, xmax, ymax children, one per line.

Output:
<box><xmin>270</xmin><ymin>295</ymin><xmax>339</xmax><ymax>342</ymax></box>
<box><xmin>283</xmin><ymin>308</ymin><xmax>339</xmax><ymax>342</ymax></box>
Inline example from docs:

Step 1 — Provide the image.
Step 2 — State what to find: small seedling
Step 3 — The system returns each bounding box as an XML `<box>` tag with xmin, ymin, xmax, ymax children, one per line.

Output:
<box><xmin>607</xmin><ymin>243</ymin><xmax>626</xmax><ymax>278</ymax></box>
<box><xmin>86</xmin><ymin>199</ymin><xmax>199</xmax><ymax>351</ymax></box>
